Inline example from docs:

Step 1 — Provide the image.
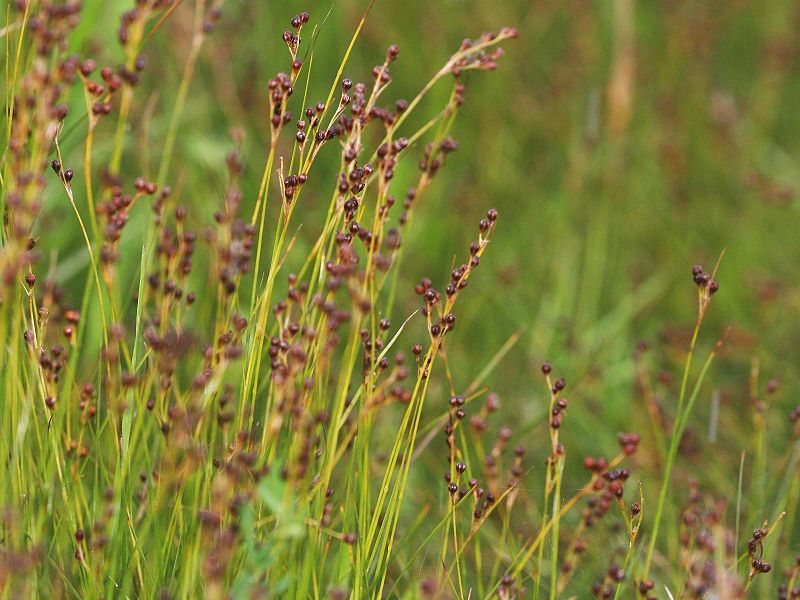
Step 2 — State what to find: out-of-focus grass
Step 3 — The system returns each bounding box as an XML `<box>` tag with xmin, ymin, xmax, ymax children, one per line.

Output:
<box><xmin>32</xmin><ymin>0</ymin><xmax>800</xmax><ymax>591</ymax></box>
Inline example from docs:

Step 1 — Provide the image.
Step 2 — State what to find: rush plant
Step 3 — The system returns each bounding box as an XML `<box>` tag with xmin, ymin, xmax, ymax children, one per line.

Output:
<box><xmin>1</xmin><ymin>2</ymin><xmax>798</xmax><ymax>599</ymax></box>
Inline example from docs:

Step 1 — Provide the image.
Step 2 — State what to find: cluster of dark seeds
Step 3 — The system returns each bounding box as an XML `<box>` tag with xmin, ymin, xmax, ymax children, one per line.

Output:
<box><xmin>118</xmin><ymin>0</ymin><xmax>172</xmax><ymax>47</ymax></box>
<box><xmin>50</xmin><ymin>159</ymin><xmax>74</xmax><ymax>184</ymax></box>
<box><xmin>450</xmin><ymin>29</ymin><xmax>518</xmax><ymax>76</ymax></box>
<box><xmin>201</xmin><ymin>4</ymin><xmax>223</xmax><ymax>33</ymax></box>
<box><xmin>415</xmin><ymin>209</ymin><xmax>498</xmax><ymax>343</ymax></box>
<box><xmin>638</xmin><ymin>579</ymin><xmax>655</xmax><ymax>598</ymax></box>
<box><xmin>692</xmin><ymin>264</ymin><xmax>719</xmax><ymax>295</ymax></box>
<box><xmin>211</xmin><ymin>193</ymin><xmax>256</xmax><ymax>296</ymax></box>
<box><xmin>591</xmin><ymin>563</ymin><xmax>626</xmax><ymax>598</ymax></box>
<box><xmin>746</xmin><ymin>527</ymin><xmax>773</xmax><ymax>577</ymax></box>
<box><xmin>283</xmin><ymin>11</ymin><xmax>309</xmax><ymax>55</ymax></box>
<box><xmin>16</xmin><ymin>1</ymin><xmax>80</xmax><ymax>55</ymax></box>
<box><xmin>540</xmin><ymin>362</ymin><xmax>570</xmax><ymax>460</ymax></box>
<box><xmin>469</xmin><ymin>391</ymin><xmax>499</xmax><ymax>432</ymax></box>
<box><xmin>35</xmin><ymin>343</ymin><xmax>66</xmax><ymax>410</ymax></box>
<box><xmin>618</xmin><ymin>432</ymin><xmax>641</xmax><ymax>455</ymax></box>
<box><xmin>788</xmin><ymin>405</ymin><xmax>800</xmax><ymax>434</ymax></box>
<box><xmin>99</xmin><ymin>175</ymin><xmax>159</xmax><ymax>266</ymax></box>
<box><xmin>77</xmin><ymin>381</ymin><xmax>97</xmax><ymax>423</ymax></box>
<box><xmin>498</xmin><ymin>573</ymin><xmax>521</xmax><ymax>599</ymax></box>
<box><xmin>376</xmin><ymin>136</ymin><xmax>409</xmax><ymax>182</ymax></box>
<box><xmin>268</xmin><ymin>72</ymin><xmax>297</xmax><ymax>133</ymax></box>
<box><xmin>332</xmin><ymin>44</ymin><xmax>403</xmax><ymax>139</ymax></box>
<box><xmin>264</xmin><ymin>323</ymin><xmax>309</xmax><ymax>386</ymax></box>
<box><xmin>78</xmin><ymin>54</ymin><xmax>136</xmax><ymax>118</ymax></box>
<box><xmin>582</xmin><ymin>460</ymin><xmax>632</xmax><ymax>523</ymax></box>
<box><xmin>148</xmin><ymin>200</ymin><xmax>196</xmax><ymax>306</ymax></box>
<box><xmin>419</xmin><ymin>136</ymin><xmax>459</xmax><ymax>177</ymax></box>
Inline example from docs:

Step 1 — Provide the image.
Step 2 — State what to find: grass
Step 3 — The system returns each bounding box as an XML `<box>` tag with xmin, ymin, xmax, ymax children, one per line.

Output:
<box><xmin>1</xmin><ymin>0</ymin><xmax>799</xmax><ymax>598</ymax></box>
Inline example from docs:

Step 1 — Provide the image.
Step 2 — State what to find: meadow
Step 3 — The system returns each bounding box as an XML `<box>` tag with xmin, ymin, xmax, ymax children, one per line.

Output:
<box><xmin>1</xmin><ymin>0</ymin><xmax>799</xmax><ymax>598</ymax></box>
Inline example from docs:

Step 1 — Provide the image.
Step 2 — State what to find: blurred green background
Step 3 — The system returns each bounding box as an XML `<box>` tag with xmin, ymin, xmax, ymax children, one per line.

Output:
<box><xmin>46</xmin><ymin>0</ymin><xmax>799</xmax><ymax>562</ymax></box>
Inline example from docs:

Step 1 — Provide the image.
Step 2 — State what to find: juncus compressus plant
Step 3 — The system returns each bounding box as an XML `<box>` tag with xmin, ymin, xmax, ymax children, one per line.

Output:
<box><xmin>2</xmin><ymin>3</ymin><xmax>799</xmax><ymax>599</ymax></box>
